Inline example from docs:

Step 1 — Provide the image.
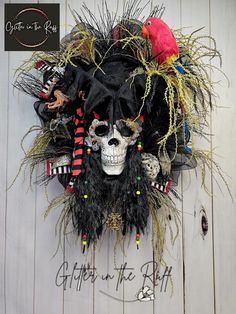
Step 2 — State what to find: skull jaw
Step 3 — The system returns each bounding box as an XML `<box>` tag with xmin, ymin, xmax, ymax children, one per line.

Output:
<box><xmin>101</xmin><ymin>151</ymin><xmax>127</xmax><ymax>175</ymax></box>
<box><xmin>101</xmin><ymin>163</ymin><xmax>125</xmax><ymax>175</ymax></box>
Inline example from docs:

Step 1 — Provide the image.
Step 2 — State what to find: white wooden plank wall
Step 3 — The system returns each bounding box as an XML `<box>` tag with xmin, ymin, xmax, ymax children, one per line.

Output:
<box><xmin>0</xmin><ymin>0</ymin><xmax>235</xmax><ymax>313</ymax></box>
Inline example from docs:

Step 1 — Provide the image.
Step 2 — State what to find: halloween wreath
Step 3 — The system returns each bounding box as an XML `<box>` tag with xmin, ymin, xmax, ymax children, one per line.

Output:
<box><xmin>14</xmin><ymin>1</ymin><xmax>226</xmax><ymax>257</ymax></box>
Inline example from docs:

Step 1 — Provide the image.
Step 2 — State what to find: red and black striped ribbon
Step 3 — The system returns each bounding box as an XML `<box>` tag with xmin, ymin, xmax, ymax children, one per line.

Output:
<box><xmin>72</xmin><ymin>107</ymin><xmax>84</xmax><ymax>177</ymax></box>
<box><xmin>66</xmin><ymin>108</ymin><xmax>85</xmax><ymax>193</ymax></box>
<box><xmin>66</xmin><ymin>107</ymin><xmax>85</xmax><ymax>193</ymax></box>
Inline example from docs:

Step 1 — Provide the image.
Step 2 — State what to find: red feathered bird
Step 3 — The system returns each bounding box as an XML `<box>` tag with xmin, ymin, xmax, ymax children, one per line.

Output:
<box><xmin>142</xmin><ymin>17</ymin><xmax>179</xmax><ymax>65</ymax></box>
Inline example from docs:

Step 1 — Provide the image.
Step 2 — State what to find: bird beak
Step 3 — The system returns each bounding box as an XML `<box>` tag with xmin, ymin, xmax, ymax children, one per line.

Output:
<box><xmin>142</xmin><ymin>25</ymin><xmax>149</xmax><ymax>39</ymax></box>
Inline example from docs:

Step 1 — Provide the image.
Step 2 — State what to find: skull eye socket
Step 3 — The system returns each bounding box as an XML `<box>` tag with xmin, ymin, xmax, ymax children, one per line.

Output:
<box><xmin>120</xmin><ymin>126</ymin><xmax>134</xmax><ymax>137</ymax></box>
<box><xmin>95</xmin><ymin>124</ymin><xmax>109</xmax><ymax>137</ymax></box>
<box><xmin>117</xmin><ymin>121</ymin><xmax>134</xmax><ymax>137</ymax></box>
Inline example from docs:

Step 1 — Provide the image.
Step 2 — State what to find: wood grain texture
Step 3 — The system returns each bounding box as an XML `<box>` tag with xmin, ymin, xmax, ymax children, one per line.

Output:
<box><xmin>5</xmin><ymin>50</ymin><xmax>37</xmax><ymax>314</ymax></box>
<box><xmin>211</xmin><ymin>1</ymin><xmax>236</xmax><ymax>314</ymax></box>
<box><xmin>181</xmin><ymin>1</ymin><xmax>215</xmax><ymax>314</ymax></box>
<box><xmin>0</xmin><ymin>1</ymin><xmax>9</xmax><ymax>313</ymax></box>
<box><xmin>4</xmin><ymin>0</ymin><xmax>38</xmax><ymax>312</ymax></box>
<box><xmin>33</xmin><ymin>1</ymin><xmax>66</xmax><ymax>314</ymax></box>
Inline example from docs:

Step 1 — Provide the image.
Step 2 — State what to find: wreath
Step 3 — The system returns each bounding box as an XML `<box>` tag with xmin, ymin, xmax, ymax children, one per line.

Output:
<box><xmin>14</xmin><ymin>1</ymin><xmax>227</xmax><ymax>259</ymax></box>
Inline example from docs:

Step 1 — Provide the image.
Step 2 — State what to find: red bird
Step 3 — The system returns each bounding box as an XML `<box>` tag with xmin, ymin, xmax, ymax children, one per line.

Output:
<box><xmin>142</xmin><ymin>17</ymin><xmax>179</xmax><ymax>65</ymax></box>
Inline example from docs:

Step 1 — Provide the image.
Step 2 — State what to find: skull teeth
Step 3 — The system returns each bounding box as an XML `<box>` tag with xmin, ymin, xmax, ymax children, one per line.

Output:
<box><xmin>102</xmin><ymin>154</ymin><xmax>125</xmax><ymax>165</ymax></box>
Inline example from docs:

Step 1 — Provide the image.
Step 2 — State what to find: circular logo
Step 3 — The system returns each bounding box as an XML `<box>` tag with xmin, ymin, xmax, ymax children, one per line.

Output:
<box><xmin>13</xmin><ymin>8</ymin><xmax>49</xmax><ymax>48</ymax></box>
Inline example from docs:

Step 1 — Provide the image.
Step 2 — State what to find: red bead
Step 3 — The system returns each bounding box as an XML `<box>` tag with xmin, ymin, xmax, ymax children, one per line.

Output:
<box><xmin>66</xmin><ymin>185</ymin><xmax>74</xmax><ymax>193</ymax></box>
<box><xmin>136</xmin><ymin>233</ymin><xmax>140</xmax><ymax>237</ymax></box>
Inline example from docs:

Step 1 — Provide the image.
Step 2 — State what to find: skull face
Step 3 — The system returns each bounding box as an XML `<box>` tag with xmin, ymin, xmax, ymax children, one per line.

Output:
<box><xmin>141</xmin><ymin>153</ymin><xmax>160</xmax><ymax>180</ymax></box>
<box><xmin>88</xmin><ymin>119</ymin><xmax>142</xmax><ymax>175</ymax></box>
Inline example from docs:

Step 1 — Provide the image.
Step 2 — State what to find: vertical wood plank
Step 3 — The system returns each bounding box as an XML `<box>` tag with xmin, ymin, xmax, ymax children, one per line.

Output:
<box><xmin>0</xmin><ymin>1</ymin><xmax>9</xmax><ymax>313</ymax></box>
<box><xmin>5</xmin><ymin>31</ymin><xmax>35</xmax><ymax>314</ymax></box>
<box><xmin>4</xmin><ymin>0</ymin><xmax>38</xmax><ymax>312</ymax></box>
<box><xmin>181</xmin><ymin>1</ymin><xmax>215</xmax><ymax>314</ymax></box>
<box><xmin>210</xmin><ymin>1</ymin><xmax>236</xmax><ymax>313</ymax></box>
<box><xmin>33</xmin><ymin>1</ymin><xmax>66</xmax><ymax>314</ymax></box>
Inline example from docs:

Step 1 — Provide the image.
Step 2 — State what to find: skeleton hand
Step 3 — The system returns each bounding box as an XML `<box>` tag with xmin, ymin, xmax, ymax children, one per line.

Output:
<box><xmin>46</xmin><ymin>90</ymin><xmax>69</xmax><ymax>109</ymax></box>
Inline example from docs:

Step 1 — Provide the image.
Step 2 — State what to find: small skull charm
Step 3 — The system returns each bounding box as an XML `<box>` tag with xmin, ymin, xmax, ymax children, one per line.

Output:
<box><xmin>141</xmin><ymin>153</ymin><xmax>160</xmax><ymax>180</ymax></box>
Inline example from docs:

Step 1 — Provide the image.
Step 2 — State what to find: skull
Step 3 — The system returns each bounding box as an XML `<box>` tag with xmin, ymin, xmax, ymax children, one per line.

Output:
<box><xmin>141</xmin><ymin>153</ymin><xmax>160</xmax><ymax>180</ymax></box>
<box><xmin>88</xmin><ymin>119</ymin><xmax>142</xmax><ymax>175</ymax></box>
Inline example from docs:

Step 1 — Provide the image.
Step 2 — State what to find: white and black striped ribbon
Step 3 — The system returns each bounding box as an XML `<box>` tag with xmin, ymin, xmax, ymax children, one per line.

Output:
<box><xmin>47</xmin><ymin>162</ymin><xmax>72</xmax><ymax>176</ymax></box>
<box><xmin>151</xmin><ymin>180</ymin><xmax>170</xmax><ymax>193</ymax></box>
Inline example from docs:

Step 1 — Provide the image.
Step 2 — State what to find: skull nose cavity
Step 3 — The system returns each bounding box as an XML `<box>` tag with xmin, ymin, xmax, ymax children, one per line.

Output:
<box><xmin>108</xmin><ymin>138</ymin><xmax>120</xmax><ymax>146</ymax></box>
